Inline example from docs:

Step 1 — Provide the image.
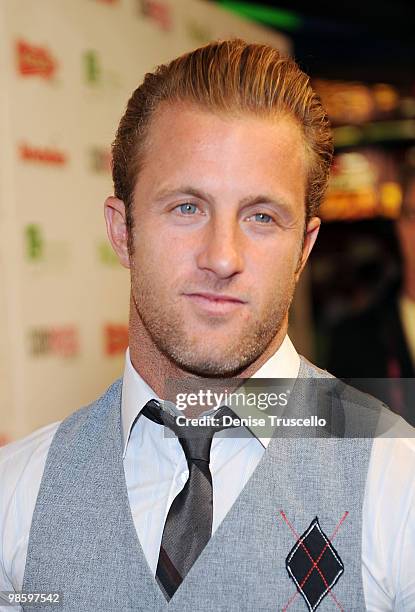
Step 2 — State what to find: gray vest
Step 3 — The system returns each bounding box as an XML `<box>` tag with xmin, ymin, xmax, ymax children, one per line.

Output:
<box><xmin>22</xmin><ymin>358</ymin><xmax>380</xmax><ymax>611</ymax></box>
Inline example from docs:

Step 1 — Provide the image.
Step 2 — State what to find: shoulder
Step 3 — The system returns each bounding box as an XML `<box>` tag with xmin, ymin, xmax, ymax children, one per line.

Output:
<box><xmin>0</xmin><ymin>422</ymin><xmax>62</xmax><ymax>544</ymax></box>
<box><xmin>0</xmin><ymin>379</ymin><xmax>124</xmax><ymax>589</ymax></box>
<box><xmin>367</xmin><ymin>415</ymin><xmax>415</xmax><ymax>503</ymax></box>
<box><xmin>314</xmin><ymin>360</ymin><xmax>415</xmax><ymax>603</ymax></box>
<box><xmin>298</xmin><ymin>355</ymin><xmax>334</xmax><ymax>379</ymax></box>
<box><xmin>363</xmin><ymin>417</ymin><xmax>415</xmax><ymax>605</ymax></box>
<box><xmin>0</xmin><ymin>378</ymin><xmax>123</xmax><ymax>513</ymax></box>
<box><xmin>0</xmin><ymin>421</ymin><xmax>61</xmax><ymax>498</ymax></box>
<box><xmin>300</xmin><ymin>360</ymin><xmax>415</xmax><ymax>601</ymax></box>
<box><xmin>0</xmin><ymin>377</ymin><xmax>124</xmax><ymax>478</ymax></box>
<box><xmin>0</xmin><ymin>421</ymin><xmax>61</xmax><ymax>590</ymax></box>
<box><xmin>302</xmin><ymin>356</ymin><xmax>415</xmax><ymax>479</ymax></box>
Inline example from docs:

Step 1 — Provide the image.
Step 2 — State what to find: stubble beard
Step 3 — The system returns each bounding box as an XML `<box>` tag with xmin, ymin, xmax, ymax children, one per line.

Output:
<box><xmin>130</xmin><ymin>271</ymin><xmax>296</xmax><ymax>378</ymax></box>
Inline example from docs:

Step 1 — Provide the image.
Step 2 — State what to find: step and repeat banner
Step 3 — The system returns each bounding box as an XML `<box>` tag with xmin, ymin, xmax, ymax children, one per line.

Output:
<box><xmin>0</xmin><ymin>0</ymin><xmax>290</xmax><ymax>442</ymax></box>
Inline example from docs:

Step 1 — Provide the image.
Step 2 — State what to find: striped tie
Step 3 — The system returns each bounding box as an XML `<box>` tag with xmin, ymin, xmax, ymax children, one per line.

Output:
<box><xmin>141</xmin><ymin>399</ymin><xmax>237</xmax><ymax>600</ymax></box>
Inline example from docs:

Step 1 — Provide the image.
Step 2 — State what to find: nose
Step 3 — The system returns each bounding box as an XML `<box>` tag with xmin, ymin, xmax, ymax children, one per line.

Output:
<box><xmin>196</xmin><ymin>215</ymin><xmax>244</xmax><ymax>279</ymax></box>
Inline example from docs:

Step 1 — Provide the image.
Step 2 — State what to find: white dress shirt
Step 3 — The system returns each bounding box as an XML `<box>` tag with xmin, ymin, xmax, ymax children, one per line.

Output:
<box><xmin>0</xmin><ymin>335</ymin><xmax>414</xmax><ymax>611</ymax></box>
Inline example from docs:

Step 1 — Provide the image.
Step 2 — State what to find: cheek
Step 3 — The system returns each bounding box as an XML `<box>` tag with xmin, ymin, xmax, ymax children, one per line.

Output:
<box><xmin>252</xmin><ymin>241</ymin><xmax>299</xmax><ymax>281</ymax></box>
<box><xmin>133</xmin><ymin>236</ymin><xmax>191</xmax><ymax>293</ymax></box>
<box><xmin>247</xmin><ymin>251</ymin><xmax>297</xmax><ymax>314</ymax></box>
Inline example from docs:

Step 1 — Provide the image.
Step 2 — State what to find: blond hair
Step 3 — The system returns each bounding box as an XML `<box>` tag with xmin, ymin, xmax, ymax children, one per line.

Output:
<box><xmin>112</xmin><ymin>39</ymin><xmax>333</xmax><ymax>250</ymax></box>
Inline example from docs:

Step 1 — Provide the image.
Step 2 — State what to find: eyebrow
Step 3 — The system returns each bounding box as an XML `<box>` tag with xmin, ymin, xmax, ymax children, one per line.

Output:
<box><xmin>153</xmin><ymin>185</ymin><xmax>294</xmax><ymax>213</ymax></box>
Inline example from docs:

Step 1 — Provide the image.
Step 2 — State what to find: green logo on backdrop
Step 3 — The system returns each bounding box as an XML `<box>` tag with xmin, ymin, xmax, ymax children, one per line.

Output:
<box><xmin>25</xmin><ymin>224</ymin><xmax>44</xmax><ymax>261</ymax></box>
<box><xmin>84</xmin><ymin>50</ymin><xmax>101</xmax><ymax>84</ymax></box>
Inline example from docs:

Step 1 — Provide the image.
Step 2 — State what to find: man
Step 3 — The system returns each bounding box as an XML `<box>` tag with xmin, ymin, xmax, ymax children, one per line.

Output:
<box><xmin>0</xmin><ymin>39</ymin><xmax>414</xmax><ymax>611</ymax></box>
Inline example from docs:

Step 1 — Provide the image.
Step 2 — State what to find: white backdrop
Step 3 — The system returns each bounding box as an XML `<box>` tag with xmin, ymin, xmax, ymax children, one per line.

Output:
<box><xmin>0</xmin><ymin>0</ymin><xmax>290</xmax><ymax>442</ymax></box>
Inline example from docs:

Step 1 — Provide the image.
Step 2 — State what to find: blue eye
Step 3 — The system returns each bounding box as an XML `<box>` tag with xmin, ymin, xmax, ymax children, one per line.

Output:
<box><xmin>178</xmin><ymin>203</ymin><xmax>197</xmax><ymax>214</ymax></box>
<box><xmin>254</xmin><ymin>213</ymin><xmax>273</xmax><ymax>223</ymax></box>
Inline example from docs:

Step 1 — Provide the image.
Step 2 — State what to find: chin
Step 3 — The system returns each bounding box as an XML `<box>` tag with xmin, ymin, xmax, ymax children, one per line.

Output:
<box><xmin>170</xmin><ymin>346</ymin><xmax>256</xmax><ymax>378</ymax></box>
<box><xmin>178</xmin><ymin>362</ymin><xmax>246</xmax><ymax>378</ymax></box>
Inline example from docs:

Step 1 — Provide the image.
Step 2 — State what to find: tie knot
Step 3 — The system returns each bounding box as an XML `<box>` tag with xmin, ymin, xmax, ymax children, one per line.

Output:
<box><xmin>141</xmin><ymin>399</ymin><xmax>237</xmax><ymax>463</ymax></box>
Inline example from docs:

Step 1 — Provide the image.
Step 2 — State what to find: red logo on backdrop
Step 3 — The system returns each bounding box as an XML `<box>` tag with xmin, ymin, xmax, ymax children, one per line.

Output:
<box><xmin>29</xmin><ymin>326</ymin><xmax>79</xmax><ymax>358</ymax></box>
<box><xmin>49</xmin><ymin>327</ymin><xmax>79</xmax><ymax>357</ymax></box>
<box><xmin>16</xmin><ymin>40</ymin><xmax>57</xmax><ymax>79</ymax></box>
<box><xmin>104</xmin><ymin>324</ymin><xmax>128</xmax><ymax>355</ymax></box>
<box><xmin>0</xmin><ymin>433</ymin><xmax>10</xmax><ymax>447</ymax></box>
<box><xmin>140</xmin><ymin>0</ymin><xmax>172</xmax><ymax>31</ymax></box>
<box><xmin>89</xmin><ymin>146</ymin><xmax>112</xmax><ymax>173</ymax></box>
<box><xmin>19</xmin><ymin>143</ymin><xmax>67</xmax><ymax>166</ymax></box>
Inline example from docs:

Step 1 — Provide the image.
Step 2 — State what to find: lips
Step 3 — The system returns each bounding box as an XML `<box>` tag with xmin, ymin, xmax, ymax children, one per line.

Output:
<box><xmin>184</xmin><ymin>292</ymin><xmax>246</xmax><ymax>315</ymax></box>
<box><xmin>187</xmin><ymin>292</ymin><xmax>245</xmax><ymax>303</ymax></box>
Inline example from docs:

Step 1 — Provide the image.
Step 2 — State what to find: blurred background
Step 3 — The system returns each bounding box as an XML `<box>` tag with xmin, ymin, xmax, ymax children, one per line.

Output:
<box><xmin>0</xmin><ymin>0</ymin><xmax>414</xmax><ymax>444</ymax></box>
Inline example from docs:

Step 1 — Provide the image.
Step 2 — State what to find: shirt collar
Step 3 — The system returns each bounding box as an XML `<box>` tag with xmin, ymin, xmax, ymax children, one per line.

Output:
<box><xmin>121</xmin><ymin>335</ymin><xmax>300</xmax><ymax>457</ymax></box>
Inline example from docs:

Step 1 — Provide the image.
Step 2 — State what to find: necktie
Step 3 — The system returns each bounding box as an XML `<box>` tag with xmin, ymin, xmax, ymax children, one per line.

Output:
<box><xmin>141</xmin><ymin>399</ymin><xmax>237</xmax><ymax>600</ymax></box>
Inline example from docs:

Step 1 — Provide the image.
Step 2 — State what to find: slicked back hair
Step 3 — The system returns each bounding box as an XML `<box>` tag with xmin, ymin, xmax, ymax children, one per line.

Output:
<box><xmin>111</xmin><ymin>39</ymin><xmax>333</xmax><ymax>253</ymax></box>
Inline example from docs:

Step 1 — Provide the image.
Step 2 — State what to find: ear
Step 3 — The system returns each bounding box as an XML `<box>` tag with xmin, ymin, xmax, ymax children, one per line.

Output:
<box><xmin>104</xmin><ymin>196</ymin><xmax>130</xmax><ymax>269</ymax></box>
<box><xmin>295</xmin><ymin>216</ymin><xmax>321</xmax><ymax>281</ymax></box>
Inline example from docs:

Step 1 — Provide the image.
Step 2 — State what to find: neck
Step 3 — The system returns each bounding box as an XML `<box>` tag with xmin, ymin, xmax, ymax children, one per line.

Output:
<box><xmin>128</xmin><ymin>295</ymin><xmax>288</xmax><ymax>399</ymax></box>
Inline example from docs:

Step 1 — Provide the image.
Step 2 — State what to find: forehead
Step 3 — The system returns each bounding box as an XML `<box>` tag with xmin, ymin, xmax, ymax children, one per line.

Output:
<box><xmin>145</xmin><ymin>101</ymin><xmax>306</xmax><ymax>158</ymax></box>
<box><xmin>135</xmin><ymin>102</ymin><xmax>308</xmax><ymax>208</ymax></box>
